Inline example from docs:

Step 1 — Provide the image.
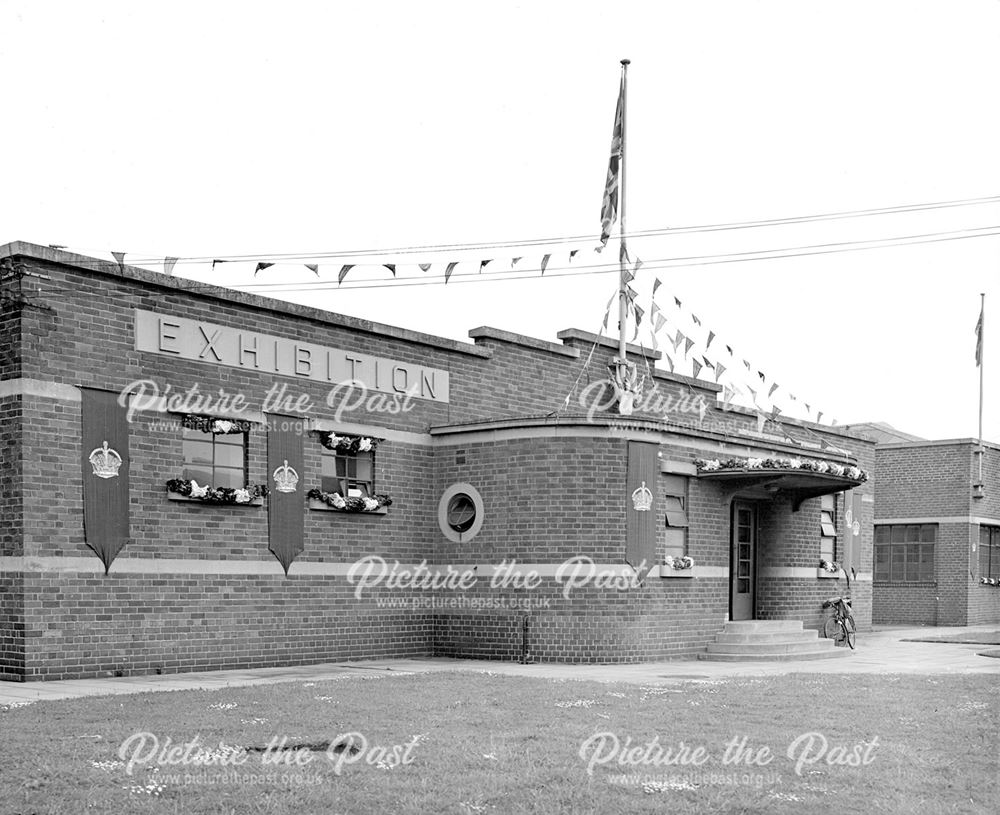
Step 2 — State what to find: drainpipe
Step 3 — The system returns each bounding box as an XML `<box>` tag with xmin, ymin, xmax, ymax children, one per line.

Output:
<box><xmin>518</xmin><ymin>613</ymin><xmax>533</xmax><ymax>664</ymax></box>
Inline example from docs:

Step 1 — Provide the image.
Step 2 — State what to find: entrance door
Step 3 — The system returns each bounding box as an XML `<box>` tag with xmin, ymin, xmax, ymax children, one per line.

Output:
<box><xmin>730</xmin><ymin>502</ymin><xmax>757</xmax><ymax>621</ymax></box>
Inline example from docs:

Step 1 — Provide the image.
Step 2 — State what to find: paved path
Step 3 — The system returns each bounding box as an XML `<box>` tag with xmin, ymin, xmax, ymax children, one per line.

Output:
<box><xmin>2</xmin><ymin>624</ymin><xmax>996</xmax><ymax>707</ymax></box>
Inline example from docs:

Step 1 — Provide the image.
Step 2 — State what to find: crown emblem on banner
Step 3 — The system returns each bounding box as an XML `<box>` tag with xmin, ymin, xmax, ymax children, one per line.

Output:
<box><xmin>89</xmin><ymin>440</ymin><xmax>122</xmax><ymax>479</ymax></box>
<box><xmin>273</xmin><ymin>460</ymin><xmax>299</xmax><ymax>493</ymax></box>
<box><xmin>631</xmin><ymin>481</ymin><xmax>653</xmax><ymax>511</ymax></box>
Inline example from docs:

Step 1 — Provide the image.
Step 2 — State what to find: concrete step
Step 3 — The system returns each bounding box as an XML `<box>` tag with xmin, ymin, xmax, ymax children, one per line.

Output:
<box><xmin>722</xmin><ymin>620</ymin><xmax>804</xmax><ymax>634</ymax></box>
<box><xmin>706</xmin><ymin>639</ymin><xmax>836</xmax><ymax>656</ymax></box>
<box><xmin>698</xmin><ymin>648</ymin><xmax>849</xmax><ymax>662</ymax></box>
<box><xmin>715</xmin><ymin>630</ymin><xmax>821</xmax><ymax>644</ymax></box>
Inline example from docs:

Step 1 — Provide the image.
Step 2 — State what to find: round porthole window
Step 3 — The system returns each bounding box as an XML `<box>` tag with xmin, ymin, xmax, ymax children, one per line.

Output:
<box><xmin>438</xmin><ymin>483</ymin><xmax>484</xmax><ymax>543</ymax></box>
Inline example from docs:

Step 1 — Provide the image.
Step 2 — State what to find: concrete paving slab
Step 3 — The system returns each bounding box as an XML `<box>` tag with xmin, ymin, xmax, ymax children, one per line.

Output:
<box><xmin>1</xmin><ymin>625</ymin><xmax>996</xmax><ymax>707</ymax></box>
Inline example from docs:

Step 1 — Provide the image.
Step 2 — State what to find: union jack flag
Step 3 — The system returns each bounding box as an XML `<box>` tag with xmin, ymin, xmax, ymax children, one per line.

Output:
<box><xmin>599</xmin><ymin>76</ymin><xmax>625</xmax><ymax>246</ymax></box>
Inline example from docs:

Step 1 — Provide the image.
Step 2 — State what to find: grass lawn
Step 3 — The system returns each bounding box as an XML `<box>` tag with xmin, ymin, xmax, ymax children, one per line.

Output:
<box><xmin>1</xmin><ymin>671</ymin><xmax>997</xmax><ymax>814</ymax></box>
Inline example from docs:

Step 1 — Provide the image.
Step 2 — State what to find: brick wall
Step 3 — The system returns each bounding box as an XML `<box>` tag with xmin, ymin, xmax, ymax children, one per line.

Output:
<box><xmin>875</xmin><ymin>442</ymin><xmax>1000</xmax><ymax>626</ymax></box>
<box><xmin>2</xmin><ymin>247</ymin><xmax>877</xmax><ymax>676</ymax></box>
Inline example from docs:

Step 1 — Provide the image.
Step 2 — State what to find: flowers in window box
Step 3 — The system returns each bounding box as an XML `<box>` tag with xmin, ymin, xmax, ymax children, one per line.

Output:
<box><xmin>664</xmin><ymin>555</ymin><xmax>694</xmax><ymax>570</ymax></box>
<box><xmin>819</xmin><ymin>559</ymin><xmax>841</xmax><ymax>573</ymax></box>
<box><xmin>307</xmin><ymin>487</ymin><xmax>392</xmax><ymax>513</ymax></box>
<box><xmin>166</xmin><ymin>478</ymin><xmax>268</xmax><ymax>504</ymax></box>
<box><xmin>693</xmin><ymin>456</ymin><xmax>867</xmax><ymax>482</ymax></box>
<box><xmin>318</xmin><ymin>432</ymin><xmax>380</xmax><ymax>454</ymax></box>
<box><xmin>181</xmin><ymin>414</ymin><xmax>251</xmax><ymax>435</ymax></box>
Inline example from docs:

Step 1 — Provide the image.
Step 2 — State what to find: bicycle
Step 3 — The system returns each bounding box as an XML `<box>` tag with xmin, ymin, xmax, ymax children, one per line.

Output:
<box><xmin>822</xmin><ymin>596</ymin><xmax>856</xmax><ymax>650</ymax></box>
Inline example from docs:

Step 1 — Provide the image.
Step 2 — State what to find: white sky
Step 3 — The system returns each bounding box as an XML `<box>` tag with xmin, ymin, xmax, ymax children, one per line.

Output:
<box><xmin>2</xmin><ymin>0</ymin><xmax>998</xmax><ymax>442</ymax></box>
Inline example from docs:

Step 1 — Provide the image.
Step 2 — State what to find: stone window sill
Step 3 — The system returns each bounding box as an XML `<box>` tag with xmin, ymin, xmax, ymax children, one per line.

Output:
<box><xmin>167</xmin><ymin>491</ymin><xmax>263</xmax><ymax>507</ymax></box>
<box><xmin>307</xmin><ymin>498</ymin><xmax>388</xmax><ymax>516</ymax></box>
<box><xmin>816</xmin><ymin>569</ymin><xmax>842</xmax><ymax>579</ymax></box>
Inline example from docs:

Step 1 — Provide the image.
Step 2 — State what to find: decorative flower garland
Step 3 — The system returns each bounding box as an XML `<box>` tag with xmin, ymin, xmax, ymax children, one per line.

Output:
<box><xmin>166</xmin><ymin>478</ymin><xmax>268</xmax><ymax>504</ymax></box>
<box><xmin>181</xmin><ymin>414</ymin><xmax>252</xmax><ymax>435</ymax></box>
<box><xmin>306</xmin><ymin>487</ymin><xmax>392</xmax><ymax>513</ymax></box>
<box><xmin>819</xmin><ymin>559</ymin><xmax>841</xmax><ymax>573</ymax></box>
<box><xmin>695</xmin><ymin>456</ymin><xmax>868</xmax><ymax>482</ymax></box>
<box><xmin>664</xmin><ymin>555</ymin><xmax>694</xmax><ymax>570</ymax></box>
<box><xmin>980</xmin><ymin>577</ymin><xmax>999</xmax><ymax>586</ymax></box>
<box><xmin>317</xmin><ymin>432</ymin><xmax>378</xmax><ymax>454</ymax></box>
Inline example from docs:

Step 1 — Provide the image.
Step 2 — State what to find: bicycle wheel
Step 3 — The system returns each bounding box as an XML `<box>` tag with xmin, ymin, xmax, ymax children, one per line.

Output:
<box><xmin>843</xmin><ymin>615</ymin><xmax>856</xmax><ymax>650</ymax></box>
<box><xmin>823</xmin><ymin>617</ymin><xmax>842</xmax><ymax>642</ymax></box>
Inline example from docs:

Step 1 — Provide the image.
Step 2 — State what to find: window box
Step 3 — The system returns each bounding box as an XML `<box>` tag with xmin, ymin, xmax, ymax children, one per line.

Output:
<box><xmin>659</xmin><ymin>566</ymin><xmax>695</xmax><ymax>578</ymax></box>
<box><xmin>307</xmin><ymin>497</ymin><xmax>388</xmax><ymax>515</ymax></box>
<box><xmin>167</xmin><ymin>490</ymin><xmax>263</xmax><ymax>507</ymax></box>
<box><xmin>816</xmin><ymin>568</ymin><xmax>842</xmax><ymax>579</ymax></box>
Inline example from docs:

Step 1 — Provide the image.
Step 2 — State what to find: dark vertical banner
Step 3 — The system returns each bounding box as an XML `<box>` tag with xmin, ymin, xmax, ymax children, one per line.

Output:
<box><xmin>850</xmin><ymin>492</ymin><xmax>864</xmax><ymax>574</ymax></box>
<box><xmin>841</xmin><ymin>490</ymin><xmax>864</xmax><ymax>576</ymax></box>
<box><xmin>626</xmin><ymin>441</ymin><xmax>658</xmax><ymax>581</ymax></box>
<box><xmin>80</xmin><ymin>387</ymin><xmax>130</xmax><ymax>573</ymax></box>
<box><xmin>267</xmin><ymin>415</ymin><xmax>304</xmax><ymax>575</ymax></box>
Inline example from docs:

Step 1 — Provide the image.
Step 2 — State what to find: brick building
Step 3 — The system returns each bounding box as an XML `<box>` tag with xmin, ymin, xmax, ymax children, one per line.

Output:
<box><xmin>853</xmin><ymin>431</ymin><xmax>1000</xmax><ymax>626</ymax></box>
<box><xmin>1</xmin><ymin>243</ymin><xmax>874</xmax><ymax>680</ymax></box>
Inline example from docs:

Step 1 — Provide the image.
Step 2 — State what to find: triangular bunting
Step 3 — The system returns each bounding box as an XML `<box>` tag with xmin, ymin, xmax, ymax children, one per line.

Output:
<box><xmin>479</xmin><ymin>259</ymin><xmax>492</xmax><ymax>274</ymax></box>
<box><xmin>706</xmin><ymin>331</ymin><xmax>715</xmax><ymax>351</ymax></box>
<box><xmin>540</xmin><ymin>254</ymin><xmax>551</xmax><ymax>275</ymax></box>
<box><xmin>512</xmin><ymin>257</ymin><xmax>522</xmax><ymax>267</ymax></box>
<box><xmin>305</xmin><ymin>264</ymin><xmax>319</xmax><ymax>276</ymax></box>
<box><xmin>383</xmin><ymin>264</ymin><xmax>396</xmax><ymax>276</ymax></box>
<box><xmin>445</xmin><ymin>262</ymin><xmax>458</xmax><ymax>283</ymax></box>
<box><xmin>691</xmin><ymin>314</ymin><xmax>701</xmax><ymax>326</ymax></box>
<box><xmin>111</xmin><ymin>251</ymin><xmax>126</xmax><ymax>271</ymax></box>
<box><xmin>654</xmin><ymin>313</ymin><xmax>667</xmax><ymax>333</ymax></box>
<box><xmin>692</xmin><ymin>359</ymin><xmax>703</xmax><ymax>378</ymax></box>
<box><xmin>683</xmin><ymin>337</ymin><xmax>695</xmax><ymax>356</ymax></box>
<box><xmin>569</xmin><ymin>249</ymin><xmax>579</xmax><ymax>262</ymax></box>
<box><xmin>254</xmin><ymin>262</ymin><xmax>274</xmax><ymax>276</ymax></box>
<box><xmin>663</xmin><ymin>352</ymin><xmax>674</xmax><ymax>372</ymax></box>
<box><xmin>163</xmin><ymin>257</ymin><xmax>179</xmax><ymax>276</ymax></box>
<box><xmin>652</xmin><ymin>276</ymin><xmax>661</xmax><ymax>297</ymax></box>
<box><xmin>768</xmin><ymin>383</ymin><xmax>779</xmax><ymax>398</ymax></box>
<box><xmin>715</xmin><ymin>363</ymin><xmax>726</xmax><ymax>382</ymax></box>
<box><xmin>756</xmin><ymin>412</ymin><xmax>767</xmax><ymax>433</ymax></box>
<box><xmin>212</xmin><ymin>259</ymin><xmax>228</xmax><ymax>269</ymax></box>
<box><xmin>674</xmin><ymin>296</ymin><xmax>682</xmax><ymax>308</ymax></box>
<box><xmin>338</xmin><ymin>264</ymin><xmax>355</xmax><ymax>285</ymax></box>
<box><xmin>419</xmin><ymin>263</ymin><xmax>432</xmax><ymax>272</ymax></box>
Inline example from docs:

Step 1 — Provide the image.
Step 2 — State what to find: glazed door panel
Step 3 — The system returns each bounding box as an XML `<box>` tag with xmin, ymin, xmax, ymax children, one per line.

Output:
<box><xmin>730</xmin><ymin>502</ymin><xmax>757</xmax><ymax>621</ymax></box>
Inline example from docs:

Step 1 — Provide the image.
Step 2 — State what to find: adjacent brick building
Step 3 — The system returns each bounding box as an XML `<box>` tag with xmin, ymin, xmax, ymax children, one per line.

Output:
<box><xmin>856</xmin><ymin>432</ymin><xmax>1000</xmax><ymax>626</ymax></box>
<box><xmin>1</xmin><ymin>242</ymin><xmax>874</xmax><ymax>680</ymax></box>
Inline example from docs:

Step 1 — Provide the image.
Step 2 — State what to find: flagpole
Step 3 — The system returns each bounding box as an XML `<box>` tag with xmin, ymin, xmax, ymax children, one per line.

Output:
<box><xmin>978</xmin><ymin>292</ymin><xmax>985</xmax><ymax>486</ymax></box>
<box><xmin>618</xmin><ymin>58</ymin><xmax>630</xmax><ymax>366</ymax></box>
